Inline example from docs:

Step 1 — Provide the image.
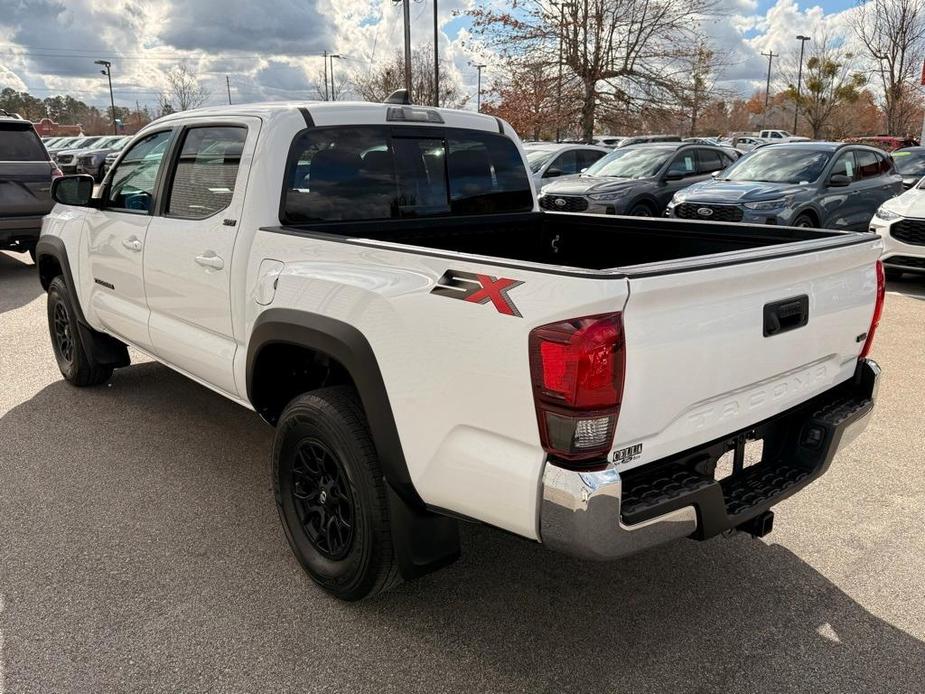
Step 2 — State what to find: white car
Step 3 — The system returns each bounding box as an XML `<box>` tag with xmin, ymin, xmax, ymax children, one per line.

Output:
<box><xmin>870</xmin><ymin>181</ymin><xmax>925</xmax><ymax>279</ymax></box>
<box><xmin>523</xmin><ymin>142</ymin><xmax>609</xmax><ymax>185</ymax></box>
<box><xmin>36</xmin><ymin>100</ymin><xmax>883</xmax><ymax>600</ymax></box>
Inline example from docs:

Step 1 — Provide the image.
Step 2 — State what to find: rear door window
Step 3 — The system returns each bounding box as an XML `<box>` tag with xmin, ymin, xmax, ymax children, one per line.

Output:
<box><xmin>696</xmin><ymin>148</ymin><xmax>724</xmax><ymax>174</ymax></box>
<box><xmin>877</xmin><ymin>152</ymin><xmax>893</xmax><ymax>175</ymax></box>
<box><xmin>855</xmin><ymin>149</ymin><xmax>881</xmax><ymax>179</ymax></box>
<box><xmin>165</xmin><ymin>126</ymin><xmax>246</xmax><ymax>219</ymax></box>
<box><xmin>282</xmin><ymin>126</ymin><xmax>532</xmax><ymax>223</ymax></box>
<box><xmin>577</xmin><ymin>149</ymin><xmax>605</xmax><ymax>170</ymax></box>
<box><xmin>0</xmin><ymin>123</ymin><xmax>48</xmax><ymax>161</ymax></box>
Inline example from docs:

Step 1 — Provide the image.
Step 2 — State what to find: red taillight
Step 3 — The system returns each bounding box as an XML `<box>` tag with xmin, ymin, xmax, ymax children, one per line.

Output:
<box><xmin>529</xmin><ymin>313</ymin><xmax>625</xmax><ymax>464</ymax></box>
<box><xmin>859</xmin><ymin>260</ymin><xmax>885</xmax><ymax>360</ymax></box>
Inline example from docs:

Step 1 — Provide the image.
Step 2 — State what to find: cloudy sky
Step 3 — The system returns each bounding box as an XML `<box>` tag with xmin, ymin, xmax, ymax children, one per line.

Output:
<box><xmin>0</xmin><ymin>0</ymin><xmax>866</xmax><ymax>112</ymax></box>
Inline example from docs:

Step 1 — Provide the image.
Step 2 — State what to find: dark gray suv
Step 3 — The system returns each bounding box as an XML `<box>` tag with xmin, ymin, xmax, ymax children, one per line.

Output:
<box><xmin>0</xmin><ymin>114</ymin><xmax>59</xmax><ymax>261</ymax></box>
<box><xmin>538</xmin><ymin>143</ymin><xmax>737</xmax><ymax>217</ymax></box>
<box><xmin>666</xmin><ymin>142</ymin><xmax>904</xmax><ymax>229</ymax></box>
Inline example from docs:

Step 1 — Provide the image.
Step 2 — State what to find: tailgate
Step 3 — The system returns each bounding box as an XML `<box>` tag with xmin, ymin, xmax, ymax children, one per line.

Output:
<box><xmin>615</xmin><ymin>235</ymin><xmax>882</xmax><ymax>470</ymax></box>
<box><xmin>0</xmin><ymin>162</ymin><xmax>54</xmax><ymax>217</ymax></box>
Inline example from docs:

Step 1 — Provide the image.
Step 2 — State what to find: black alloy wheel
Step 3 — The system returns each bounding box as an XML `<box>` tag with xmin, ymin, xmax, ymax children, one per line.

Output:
<box><xmin>290</xmin><ymin>438</ymin><xmax>355</xmax><ymax>560</ymax></box>
<box><xmin>52</xmin><ymin>300</ymin><xmax>74</xmax><ymax>365</ymax></box>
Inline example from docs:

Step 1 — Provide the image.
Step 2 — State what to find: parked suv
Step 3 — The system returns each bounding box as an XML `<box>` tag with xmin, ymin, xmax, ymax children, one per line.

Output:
<box><xmin>539</xmin><ymin>142</ymin><xmax>736</xmax><ymax>217</ymax></box>
<box><xmin>667</xmin><ymin>142</ymin><xmax>903</xmax><ymax>229</ymax></box>
<box><xmin>0</xmin><ymin>114</ymin><xmax>60</xmax><ymax>260</ymax></box>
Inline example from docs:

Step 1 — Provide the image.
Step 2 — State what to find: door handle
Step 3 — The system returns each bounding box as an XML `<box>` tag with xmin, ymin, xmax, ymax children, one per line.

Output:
<box><xmin>122</xmin><ymin>237</ymin><xmax>143</xmax><ymax>252</ymax></box>
<box><xmin>195</xmin><ymin>253</ymin><xmax>224</xmax><ymax>270</ymax></box>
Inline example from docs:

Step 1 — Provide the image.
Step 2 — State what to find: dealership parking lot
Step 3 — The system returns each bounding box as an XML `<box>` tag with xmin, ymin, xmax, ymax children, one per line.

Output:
<box><xmin>1</xmin><ymin>249</ymin><xmax>924</xmax><ymax>692</ymax></box>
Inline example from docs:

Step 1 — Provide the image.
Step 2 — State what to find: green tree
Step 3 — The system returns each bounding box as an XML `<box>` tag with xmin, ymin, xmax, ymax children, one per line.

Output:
<box><xmin>0</xmin><ymin>88</ymin><xmax>46</xmax><ymax>120</ymax></box>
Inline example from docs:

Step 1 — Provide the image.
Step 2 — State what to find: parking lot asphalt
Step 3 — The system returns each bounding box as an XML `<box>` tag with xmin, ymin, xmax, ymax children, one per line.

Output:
<box><xmin>1</xmin><ymin>249</ymin><xmax>924</xmax><ymax>693</ymax></box>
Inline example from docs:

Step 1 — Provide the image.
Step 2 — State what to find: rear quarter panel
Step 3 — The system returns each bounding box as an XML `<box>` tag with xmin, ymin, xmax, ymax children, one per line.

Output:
<box><xmin>243</xmin><ymin>232</ymin><xmax>629</xmax><ymax>539</ymax></box>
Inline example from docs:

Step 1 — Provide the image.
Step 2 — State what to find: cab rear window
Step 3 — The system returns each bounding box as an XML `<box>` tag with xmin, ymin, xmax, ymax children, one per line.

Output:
<box><xmin>0</xmin><ymin>123</ymin><xmax>48</xmax><ymax>161</ymax></box>
<box><xmin>281</xmin><ymin>125</ymin><xmax>532</xmax><ymax>224</ymax></box>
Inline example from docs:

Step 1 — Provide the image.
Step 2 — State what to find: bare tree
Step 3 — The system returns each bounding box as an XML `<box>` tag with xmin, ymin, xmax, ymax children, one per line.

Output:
<box><xmin>160</xmin><ymin>64</ymin><xmax>211</xmax><ymax>112</ymax></box>
<box><xmin>850</xmin><ymin>0</ymin><xmax>925</xmax><ymax>135</ymax></box>
<box><xmin>680</xmin><ymin>41</ymin><xmax>731</xmax><ymax>136</ymax></box>
<box><xmin>311</xmin><ymin>67</ymin><xmax>350</xmax><ymax>101</ymax></box>
<box><xmin>353</xmin><ymin>46</ymin><xmax>468</xmax><ymax>108</ymax></box>
<box><xmin>782</xmin><ymin>36</ymin><xmax>865</xmax><ymax>139</ymax></box>
<box><xmin>481</xmin><ymin>62</ymin><xmax>572</xmax><ymax>140</ymax></box>
<box><xmin>467</xmin><ymin>0</ymin><xmax>718</xmax><ymax>141</ymax></box>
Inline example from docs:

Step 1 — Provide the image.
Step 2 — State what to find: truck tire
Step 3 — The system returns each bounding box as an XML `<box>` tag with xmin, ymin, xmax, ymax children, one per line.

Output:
<box><xmin>272</xmin><ymin>386</ymin><xmax>400</xmax><ymax>601</ymax></box>
<box><xmin>46</xmin><ymin>276</ymin><xmax>113</xmax><ymax>387</ymax></box>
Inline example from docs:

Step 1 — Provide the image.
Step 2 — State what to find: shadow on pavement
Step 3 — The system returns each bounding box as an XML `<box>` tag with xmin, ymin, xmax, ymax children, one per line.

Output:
<box><xmin>887</xmin><ymin>277</ymin><xmax>925</xmax><ymax>300</ymax></box>
<box><xmin>0</xmin><ymin>250</ymin><xmax>41</xmax><ymax>315</ymax></box>
<box><xmin>1</xmin><ymin>362</ymin><xmax>923</xmax><ymax>692</ymax></box>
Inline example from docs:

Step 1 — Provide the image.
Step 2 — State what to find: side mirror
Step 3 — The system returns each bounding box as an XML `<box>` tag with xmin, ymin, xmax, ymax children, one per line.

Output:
<box><xmin>51</xmin><ymin>174</ymin><xmax>95</xmax><ymax>206</ymax></box>
<box><xmin>711</xmin><ymin>170</ymin><xmax>722</xmax><ymax>178</ymax></box>
<box><xmin>828</xmin><ymin>174</ymin><xmax>852</xmax><ymax>187</ymax></box>
<box><xmin>544</xmin><ymin>168</ymin><xmax>565</xmax><ymax>178</ymax></box>
<box><xmin>663</xmin><ymin>171</ymin><xmax>685</xmax><ymax>181</ymax></box>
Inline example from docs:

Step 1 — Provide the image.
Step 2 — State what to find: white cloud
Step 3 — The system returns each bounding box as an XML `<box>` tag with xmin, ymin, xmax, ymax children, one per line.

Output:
<box><xmin>0</xmin><ymin>0</ymin><xmax>872</xmax><ymax>112</ymax></box>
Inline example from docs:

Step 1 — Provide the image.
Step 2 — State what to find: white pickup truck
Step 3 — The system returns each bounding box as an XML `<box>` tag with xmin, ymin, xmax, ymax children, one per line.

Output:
<box><xmin>37</xmin><ymin>101</ymin><xmax>884</xmax><ymax>600</ymax></box>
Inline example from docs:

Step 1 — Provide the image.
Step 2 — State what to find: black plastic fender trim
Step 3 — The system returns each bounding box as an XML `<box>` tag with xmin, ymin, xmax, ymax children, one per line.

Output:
<box><xmin>247</xmin><ymin>308</ymin><xmax>420</xmax><ymax>507</ymax></box>
<box><xmin>35</xmin><ymin>235</ymin><xmax>129</xmax><ymax>368</ymax></box>
<box><xmin>247</xmin><ymin>308</ymin><xmax>461</xmax><ymax>578</ymax></box>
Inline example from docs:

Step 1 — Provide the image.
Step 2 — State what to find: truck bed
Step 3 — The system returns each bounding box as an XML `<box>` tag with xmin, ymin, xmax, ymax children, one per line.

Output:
<box><xmin>270</xmin><ymin>212</ymin><xmax>864</xmax><ymax>274</ymax></box>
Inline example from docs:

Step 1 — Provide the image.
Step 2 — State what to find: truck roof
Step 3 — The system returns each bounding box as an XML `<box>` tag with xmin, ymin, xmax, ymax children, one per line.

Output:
<box><xmin>150</xmin><ymin>100</ymin><xmax>507</xmax><ymax>134</ymax></box>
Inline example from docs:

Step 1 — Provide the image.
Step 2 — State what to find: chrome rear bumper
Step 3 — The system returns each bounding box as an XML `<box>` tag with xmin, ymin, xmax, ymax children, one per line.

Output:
<box><xmin>540</xmin><ymin>359</ymin><xmax>879</xmax><ymax>560</ymax></box>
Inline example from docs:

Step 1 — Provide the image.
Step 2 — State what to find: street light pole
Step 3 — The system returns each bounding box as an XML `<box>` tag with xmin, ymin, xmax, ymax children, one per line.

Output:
<box><xmin>760</xmin><ymin>50</ymin><xmax>777</xmax><ymax>131</ymax></box>
<box><xmin>472</xmin><ymin>63</ymin><xmax>486</xmax><ymax>112</ymax></box>
<box><xmin>94</xmin><ymin>60</ymin><xmax>116</xmax><ymax>135</ymax></box>
<box><xmin>433</xmin><ymin>0</ymin><xmax>439</xmax><ymax>107</ymax></box>
<box><xmin>323</xmin><ymin>49</ymin><xmax>329</xmax><ymax>101</ymax></box>
<box><xmin>226</xmin><ymin>75</ymin><xmax>232</xmax><ymax>105</ymax></box>
<box><xmin>793</xmin><ymin>35</ymin><xmax>811</xmax><ymax>135</ymax></box>
<box><xmin>329</xmin><ymin>54</ymin><xmax>343</xmax><ymax>100</ymax></box>
<box><xmin>392</xmin><ymin>0</ymin><xmax>413</xmax><ymax>97</ymax></box>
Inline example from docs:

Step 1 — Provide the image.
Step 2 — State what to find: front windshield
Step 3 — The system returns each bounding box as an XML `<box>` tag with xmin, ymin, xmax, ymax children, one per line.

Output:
<box><xmin>723</xmin><ymin>148</ymin><xmax>830</xmax><ymax>183</ymax></box>
<box><xmin>584</xmin><ymin>147</ymin><xmax>673</xmax><ymax>178</ymax></box>
<box><xmin>892</xmin><ymin>150</ymin><xmax>925</xmax><ymax>176</ymax></box>
<box><xmin>111</xmin><ymin>138</ymin><xmax>129</xmax><ymax>151</ymax></box>
<box><xmin>525</xmin><ymin>149</ymin><xmax>555</xmax><ymax>173</ymax></box>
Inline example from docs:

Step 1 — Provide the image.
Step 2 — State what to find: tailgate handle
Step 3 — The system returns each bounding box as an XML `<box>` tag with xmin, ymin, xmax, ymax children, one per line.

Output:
<box><xmin>763</xmin><ymin>295</ymin><xmax>809</xmax><ymax>337</ymax></box>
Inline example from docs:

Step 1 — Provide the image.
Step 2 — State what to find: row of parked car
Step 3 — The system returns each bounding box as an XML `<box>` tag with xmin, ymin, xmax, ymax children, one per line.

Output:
<box><xmin>527</xmin><ymin>137</ymin><xmax>925</xmax><ymax>279</ymax></box>
<box><xmin>43</xmin><ymin>134</ymin><xmax>130</xmax><ymax>181</ymax></box>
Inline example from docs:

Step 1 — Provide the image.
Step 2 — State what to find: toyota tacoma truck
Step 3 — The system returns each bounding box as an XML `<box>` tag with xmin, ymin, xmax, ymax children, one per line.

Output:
<box><xmin>36</xmin><ymin>101</ymin><xmax>884</xmax><ymax>601</ymax></box>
